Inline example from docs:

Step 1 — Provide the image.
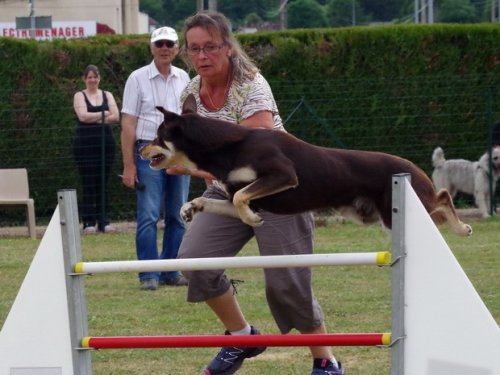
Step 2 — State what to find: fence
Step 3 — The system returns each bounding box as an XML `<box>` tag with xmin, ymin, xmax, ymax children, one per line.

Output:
<box><xmin>1</xmin><ymin>75</ymin><xmax>499</xmax><ymax>226</ymax></box>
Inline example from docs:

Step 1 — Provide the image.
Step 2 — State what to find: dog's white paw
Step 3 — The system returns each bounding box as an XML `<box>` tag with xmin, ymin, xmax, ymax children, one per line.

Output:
<box><xmin>180</xmin><ymin>198</ymin><xmax>204</xmax><ymax>223</ymax></box>
<box><xmin>240</xmin><ymin>211</ymin><xmax>264</xmax><ymax>227</ymax></box>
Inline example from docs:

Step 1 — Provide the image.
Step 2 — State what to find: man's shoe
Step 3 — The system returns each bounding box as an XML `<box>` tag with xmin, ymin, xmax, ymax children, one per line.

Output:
<box><xmin>311</xmin><ymin>359</ymin><xmax>345</xmax><ymax>375</ymax></box>
<box><xmin>160</xmin><ymin>275</ymin><xmax>188</xmax><ymax>287</ymax></box>
<box><xmin>83</xmin><ymin>225</ymin><xmax>97</xmax><ymax>235</ymax></box>
<box><xmin>104</xmin><ymin>224</ymin><xmax>117</xmax><ymax>233</ymax></box>
<box><xmin>204</xmin><ymin>326</ymin><xmax>266</xmax><ymax>375</ymax></box>
<box><xmin>140</xmin><ymin>279</ymin><xmax>158</xmax><ymax>291</ymax></box>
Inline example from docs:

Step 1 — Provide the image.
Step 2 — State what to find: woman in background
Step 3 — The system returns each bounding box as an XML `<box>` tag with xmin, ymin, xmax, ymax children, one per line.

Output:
<box><xmin>73</xmin><ymin>64</ymin><xmax>119</xmax><ymax>234</ymax></box>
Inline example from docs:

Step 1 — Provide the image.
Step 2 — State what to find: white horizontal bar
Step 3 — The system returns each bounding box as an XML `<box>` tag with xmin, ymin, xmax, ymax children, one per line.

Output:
<box><xmin>74</xmin><ymin>252</ymin><xmax>390</xmax><ymax>274</ymax></box>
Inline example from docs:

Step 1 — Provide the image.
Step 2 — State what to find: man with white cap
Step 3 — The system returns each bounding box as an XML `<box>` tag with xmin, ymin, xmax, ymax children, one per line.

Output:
<box><xmin>121</xmin><ymin>26</ymin><xmax>191</xmax><ymax>290</ymax></box>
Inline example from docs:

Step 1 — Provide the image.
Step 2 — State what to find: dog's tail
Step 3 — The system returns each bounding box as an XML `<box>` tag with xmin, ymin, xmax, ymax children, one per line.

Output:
<box><xmin>432</xmin><ymin>147</ymin><xmax>445</xmax><ymax>169</ymax></box>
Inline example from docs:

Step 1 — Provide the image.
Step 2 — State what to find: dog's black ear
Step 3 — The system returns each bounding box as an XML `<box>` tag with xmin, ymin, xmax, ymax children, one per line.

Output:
<box><xmin>156</xmin><ymin>106</ymin><xmax>180</xmax><ymax>122</ymax></box>
<box><xmin>182</xmin><ymin>94</ymin><xmax>198</xmax><ymax>114</ymax></box>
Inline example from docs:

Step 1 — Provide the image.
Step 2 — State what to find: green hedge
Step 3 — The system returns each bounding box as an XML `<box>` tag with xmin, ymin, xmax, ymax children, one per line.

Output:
<box><xmin>1</xmin><ymin>24</ymin><xmax>499</xmax><ymax>223</ymax></box>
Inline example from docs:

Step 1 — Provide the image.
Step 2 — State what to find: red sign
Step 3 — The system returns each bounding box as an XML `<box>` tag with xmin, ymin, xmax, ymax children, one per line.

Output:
<box><xmin>0</xmin><ymin>21</ymin><xmax>97</xmax><ymax>40</ymax></box>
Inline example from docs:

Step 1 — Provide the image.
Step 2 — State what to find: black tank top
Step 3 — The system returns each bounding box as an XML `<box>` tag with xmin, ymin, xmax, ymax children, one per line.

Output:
<box><xmin>77</xmin><ymin>90</ymin><xmax>109</xmax><ymax>126</ymax></box>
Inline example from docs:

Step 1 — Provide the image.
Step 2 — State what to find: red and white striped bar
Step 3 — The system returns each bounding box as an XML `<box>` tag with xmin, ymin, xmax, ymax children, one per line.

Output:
<box><xmin>74</xmin><ymin>252</ymin><xmax>391</xmax><ymax>274</ymax></box>
<box><xmin>82</xmin><ymin>333</ymin><xmax>391</xmax><ymax>349</ymax></box>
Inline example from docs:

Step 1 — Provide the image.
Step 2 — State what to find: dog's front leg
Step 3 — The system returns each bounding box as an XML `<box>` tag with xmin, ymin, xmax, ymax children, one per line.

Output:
<box><xmin>475</xmin><ymin>192</ymin><xmax>491</xmax><ymax>218</ymax></box>
<box><xmin>180</xmin><ymin>197</ymin><xmax>240</xmax><ymax>222</ymax></box>
<box><xmin>180</xmin><ymin>197</ymin><xmax>204</xmax><ymax>222</ymax></box>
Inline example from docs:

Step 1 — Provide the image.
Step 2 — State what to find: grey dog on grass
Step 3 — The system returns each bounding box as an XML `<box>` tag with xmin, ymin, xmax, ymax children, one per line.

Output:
<box><xmin>432</xmin><ymin>146</ymin><xmax>500</xmax><ymax>218</ymax></box>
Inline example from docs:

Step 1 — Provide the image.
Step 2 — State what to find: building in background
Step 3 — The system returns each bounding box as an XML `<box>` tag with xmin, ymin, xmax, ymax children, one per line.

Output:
<box><xmin>0</xmin><ymin>0</ymin><xmax>152</xmax><ymax>39</ymax></box>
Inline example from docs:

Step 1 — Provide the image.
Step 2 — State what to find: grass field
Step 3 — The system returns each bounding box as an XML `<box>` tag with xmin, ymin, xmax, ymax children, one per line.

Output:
<box><xmin>1</xmin><ymin>216</ymin><xmax>499</xmax><ymax>374</ymax></box>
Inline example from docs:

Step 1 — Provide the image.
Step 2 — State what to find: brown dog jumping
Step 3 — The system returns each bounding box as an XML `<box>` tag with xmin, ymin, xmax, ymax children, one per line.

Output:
<box><xmin>140</xmin><ymin>94</ymin><xmax>472</xmax><ymax>236</ymax></box>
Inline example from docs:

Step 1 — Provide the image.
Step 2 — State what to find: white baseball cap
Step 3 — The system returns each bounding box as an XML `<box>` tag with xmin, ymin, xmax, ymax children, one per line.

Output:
<box><xmin>150</xmin><ymin>26</ymin><xmax>178</xmax><ymax>43</ymax></box>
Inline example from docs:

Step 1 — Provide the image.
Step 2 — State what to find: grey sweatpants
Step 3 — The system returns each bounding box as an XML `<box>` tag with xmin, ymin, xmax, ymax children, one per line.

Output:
<box><xmin>178</xmin><ymin>186</ymin><xmax>324</xmax><ymax>334</ymax></box>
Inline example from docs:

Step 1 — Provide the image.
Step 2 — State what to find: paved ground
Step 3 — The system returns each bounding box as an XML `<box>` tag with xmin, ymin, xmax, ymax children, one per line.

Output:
<box><xmin>0</xmin><ymin>208</ymin><xmax>488</xmax><ymax>239</ymax></box>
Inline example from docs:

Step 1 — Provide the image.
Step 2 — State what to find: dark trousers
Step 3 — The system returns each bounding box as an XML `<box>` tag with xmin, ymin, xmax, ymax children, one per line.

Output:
<box><xmin>73</xmin><ymin>124</ymin><xmax>116</xmax><ymax>230</ymax></box>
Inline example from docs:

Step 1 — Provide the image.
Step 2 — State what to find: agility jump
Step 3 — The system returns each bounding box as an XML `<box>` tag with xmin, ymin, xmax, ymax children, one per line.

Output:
<box><xmin>75</xmin><ymin>252</ymin><xmax>392</xmax><ymax>352</ymax></box>
<box><xmin>1</xmin><ymin>175</ymin><xmax>499</xmax><ymax>375</ymax></box>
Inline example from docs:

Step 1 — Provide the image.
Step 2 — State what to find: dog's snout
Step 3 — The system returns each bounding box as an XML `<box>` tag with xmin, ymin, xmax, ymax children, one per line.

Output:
<box><xmin>138</xmin><ymin>142</ymin><xmax>156</xmax><ymax>160</ymax></box>
<box><xmin>138</xmin><ymin>144</ymin><xmax>149</xmax><ymax>159</ymax></box>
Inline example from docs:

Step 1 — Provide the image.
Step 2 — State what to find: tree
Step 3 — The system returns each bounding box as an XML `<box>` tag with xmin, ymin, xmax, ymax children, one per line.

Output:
<box><xmin>288</xmin><ymin>0</ymin><xmax>329</xmax><ymax>28</ymax></box>
<box><xmin>218</xmin><ymin>0</ymin><xmax>261</xmax><ymax>28</ymax></box>
<box><xmin>472</xmin><ymin>0</ymin><xmax>491</xmax><ymax>22</ymax></box>
<box><xmin>140</xmin><ymin>0</ymin><xmax>167</xmax><ymax>25</ymax></box>
<box><xmin>143</xmin><ymin>0</ymin><xmax>281</xmax><ymax>30</ymax></box>
<box><xmin>244</xmin><ymin>12</ymin><xmax>264</xmax><ymax>27</ymax></box>
<box><xmin>326</xmin><ymin>0</ymin><xmax>366</xmax><ymax>26</ymax></box>
<box><xmin>359</xmin><ymin>0</ymin><xmax>403</xmax><ymax>22</ymax></box>
<box><xmin>168</xmin><ymin>0</ymin><xmax>197</xmax><ymax>30</ymax></box>
<box><xmin>439</xmin><ymin>0</ymin><xmax>478</xmax><ymax>23</ymax></box>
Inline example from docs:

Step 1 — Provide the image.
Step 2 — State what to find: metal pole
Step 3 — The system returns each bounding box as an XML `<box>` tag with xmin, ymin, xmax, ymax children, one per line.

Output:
<box><xmin>280</xmin><ymin>0</ymin><xmax>288</xmax><ymax>30</ymax></box>
<box><xmin>487</xmin><ymin>88</ymin><xmax>495</xmax><ymax>216</ymax></box>
<box><xmin>420</xmin><ymin>0</ymin><xmax>427</xmax><ymax>23</ymax></box>
<box><xmin>428</xmin><ymin>0</ymin><xmax>434</xmax><ymax>23</ymax></box>
<box><xmin>352</xmin><ymin>0</ymin><xmax>356</xmax><ymax>26</ymax></box>
<box><xmin>58</xmin><ymin>190</ymin><xmax>92</xmax><ymax>374</ymax></box>
<box><xmin>391</xmin><ymin>174</ymin><xmax>407</xmax><ymax>375</ymax></box>
<box><xmin>99</xmin><ymin>107</ymin><xmax>106</xmax><ymax>232</ymax></box>
<box><xmin>29</xmin><ymin>0</ymin><xmax>35</xmax><ymax>39</ymax></box>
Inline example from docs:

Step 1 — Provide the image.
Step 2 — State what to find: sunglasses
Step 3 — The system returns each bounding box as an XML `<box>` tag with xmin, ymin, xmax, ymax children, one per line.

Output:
<box><xmin>154</xmin><ymin>40</ymin><xmax>176</xmax><ymax>48</ymax></box>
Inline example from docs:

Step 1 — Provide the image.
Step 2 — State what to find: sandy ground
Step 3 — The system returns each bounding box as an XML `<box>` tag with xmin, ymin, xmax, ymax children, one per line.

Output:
<box><xmin>0</xmin><ymin>208</ymin><xmax>488</xmax><ymax>239</ymax></box>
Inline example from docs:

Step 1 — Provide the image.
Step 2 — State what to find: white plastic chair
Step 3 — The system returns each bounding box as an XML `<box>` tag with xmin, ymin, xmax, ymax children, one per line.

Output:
<box><xmin>0</xmin><ymin>168</ymin><xmax>36</xmax><ymax>239</ymax></box>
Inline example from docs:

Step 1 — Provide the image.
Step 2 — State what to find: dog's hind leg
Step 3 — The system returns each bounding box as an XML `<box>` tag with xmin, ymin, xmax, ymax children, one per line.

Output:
<box><xmin>430</xmin><ymin>189</ymin><xmax>473</xmax><ymax>236</ymax></box>
<box><xmin>233</xmin><ymin>172</ymin><xmax>298</xmax><ymax>227</ymax></box>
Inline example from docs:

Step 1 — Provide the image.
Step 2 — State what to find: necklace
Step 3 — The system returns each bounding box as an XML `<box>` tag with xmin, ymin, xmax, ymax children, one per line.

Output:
<box><xmin>205</xmin><ymin>74</ymin><xmax>231</xmax><ymax>111</ymax></box>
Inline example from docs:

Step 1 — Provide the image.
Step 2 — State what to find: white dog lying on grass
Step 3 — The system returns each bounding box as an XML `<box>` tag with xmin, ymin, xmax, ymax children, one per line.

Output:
<box><xmin>432</xmin><ymin>146</ymin><xmax>500</xmax><ymax>218</ymax></box>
